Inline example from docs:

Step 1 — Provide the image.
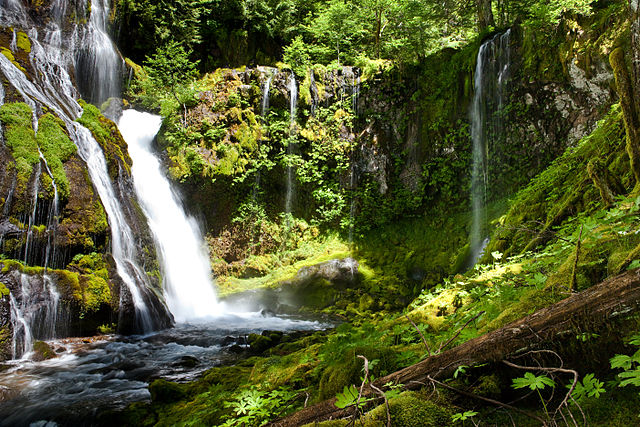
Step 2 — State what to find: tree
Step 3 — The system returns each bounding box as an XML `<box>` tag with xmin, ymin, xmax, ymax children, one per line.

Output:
<box><xmin>476</xmin><ymin>0</ymin><xmax>495</xmax><ymax>31</ymax></box>
<box><xmin>145</xmin><ymin>41</ymin><xmax>200</xmax><ymax>124</ymax></box>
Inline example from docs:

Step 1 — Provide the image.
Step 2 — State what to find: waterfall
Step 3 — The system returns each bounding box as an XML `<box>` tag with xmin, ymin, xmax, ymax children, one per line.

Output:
<box><xmin>468</xmin><ymin>30</ymin><xmax>511</xmax><ymax>268</ymax></box>
<box><xmin>120</xmin><ymin>110</ymin><xmax>220</xmax><ymax>322</ymax></box>
<box><xmin>74</xmin><ymin>0</ymin><xmax>122</xmax><ymax>106</ymax></box>
<box><xmin>9</xmin><ymin>272</ymin><xmax>63</xmax><ymax>359</ymax></box>
<box><xmin>255</xmin><ymin>70</ymin><xmax>275</xmax><ymax>200</ymax></box>
<box><xmin>262</xmin><ymin>72</ymin><xmax>274</xmax><ymax>117</ymax></box>
<box><xmin>352</xmin><ymin>73</ymin><xmax>360</xmax><ymax>116</ymax></box>
<box><xmin>285</xmin><ymin>73</ymin><xmax>297</xmax><ymax>215</ymax></box>
<box><xmin>0</xmin><ymin>0</ymin><xmax>170</xmax><ymax>340</ymax></box>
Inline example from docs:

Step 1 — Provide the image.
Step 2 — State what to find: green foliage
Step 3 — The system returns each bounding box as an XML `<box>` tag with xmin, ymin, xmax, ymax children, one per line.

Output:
<box><xmin>283</xmin><ymin>36</ymin><xmax>311</xmax><ymax>76</ymax></box>
<box><xmin>144</xmin><ymin>41</ymin><xmax>200</xmax><ymax>102</ymax></box>
<box><xmin>334</xmin><ymin>384</ymin><xmax>362</xmax><ymax>409</ymax></box>
<box><xmin>451</xmin><ymin>411</ymin><xmax>478</xmax><ymax>423</ymax></box>
<box><xmin>611</xmin><ymin>333</ymin><xmax>640</xmax><ymax>392</ymax></box>
<box><xmin>221</xmin><ymin>386</ymin><xmax>297</xmax><ymax>426</ymax></box>
<box><xmin>512</xmin><ymin>372</ymin><xmax>556</xmax><ymax>417</ymax></box>
<box><xmin>570</xmin><ymin>373</ymin><xmax>606</xmax><ymax>402</ymax></box>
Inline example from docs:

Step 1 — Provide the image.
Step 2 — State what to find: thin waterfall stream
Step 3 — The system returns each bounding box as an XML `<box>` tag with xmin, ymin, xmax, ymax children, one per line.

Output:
<box><xmin>285</xmin><ymin>73</ymin><xmax>297</xmax><ymax>216</ymax></box>
<box><xmin>467</xmin><ymin>30</ymin><xmax>511</xmax><ymax>269</ymax></box>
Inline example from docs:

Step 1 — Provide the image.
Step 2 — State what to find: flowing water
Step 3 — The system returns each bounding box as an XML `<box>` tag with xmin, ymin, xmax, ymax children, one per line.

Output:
<box><xmin>285</xmin><ymin>73</ymin><xmax>297</xmax><ymax>215</ymax></box>
<box><xmin>120</xmin><ymin>110</ymin><xmax>220</xmax><ymax>322</ymax></box>
<box><xmin>0</xmin><ymin>1</ymin><xmax>331</xmax><ymax>422</ymax></box>
<box><xmin>0</xmin><ymin>0</ymin><xmax>169</xmax><ymax>349</ymax></box>
<box><xmin>467</xmin><ymin>30</ymin><xmax>511</xmax><ymax>268</ymax></box>
<box><xmin>0</xmin><ymin>314</ymin><xmax>327</xmax><ymax>426</ymax></box>
<box><xmin>74</xmin><ymin>0</ymin><xmax>122</xmax><ymax>106</ymax></box>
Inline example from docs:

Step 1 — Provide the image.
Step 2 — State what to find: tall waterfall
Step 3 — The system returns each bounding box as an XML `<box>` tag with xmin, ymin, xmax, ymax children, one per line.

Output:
<box><xmin>74</xmin><ymin>0</ymin><xmax>122</xmax><ymax>106</ymax></box>
<box><xmin>468</xmin><ymin>30</ymin><xmax>511</xmax><ymax>268</ymax></box>
<box><xmin>120</xmin><ymin>110</ymin><xmax>220</xmax><ymax>322</ymax></box>
<box><xmin>285</xmin><ymin>73</ymin><xmax>298</xmax><ymax>215</ymax></box>
<box><xmin>0</xmin><ymin>0</ymin><xmax>170</xmax><ymax>343</ymax></box>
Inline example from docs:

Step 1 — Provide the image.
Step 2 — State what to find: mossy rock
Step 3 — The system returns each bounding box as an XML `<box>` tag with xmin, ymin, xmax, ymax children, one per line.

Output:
<box><xmin>32</xmin><ymin>341</ymin><xmax>56</xmax><ymax>362</ymax></box>
<box><xmin>362</xmin><ymin>391</ymin><xmax>453</xmax><ymax>427</ymax></box>
<box><xmin>248</xmin><ymin>333</ymin><xmax>275</xmax><ymax>354</ymax></box>
<box><xmin>0</xmin><ymin>282</ymin><xmax>9</xmax><ymax>297</ymax></box>
<box><xmin>149</xmin><ymin>379</ymin><xmax>187</xmax><ymax>403</ymax></box>
<box><xmin>76</xmin><ymin>101</ymin><xmax>132</xmax><ymax>179</ymax></box>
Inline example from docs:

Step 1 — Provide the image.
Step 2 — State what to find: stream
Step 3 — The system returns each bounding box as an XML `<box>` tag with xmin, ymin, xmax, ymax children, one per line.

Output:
<box><xmin>0</xmin><ymin>313</ymin><xmax>327</xmax><ymax>426</ymax></box>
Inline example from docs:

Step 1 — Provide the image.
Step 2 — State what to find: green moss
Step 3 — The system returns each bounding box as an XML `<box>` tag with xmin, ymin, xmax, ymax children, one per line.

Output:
<box><xmin>1</xmin><ymin>260</ymin><xmax>111</xmax><ymax>313</ymax></box>
<box><xmin>79</xmin><ymin>274</ymin><xmax>112</xmax><ymax>312</ymax></box>
<box><xmin>488</xmin><ymin>104</ymin><xmax>628</xmax><ymax>257</ymax></box>
<box><xmin>32</xmin><ymin>340</ymin><xmax>55</xmax><ymax>361</ymax></box>
<box><xmin>0</xmin><ymin>281</ymin><xmax>9</xmax><ymax>297</ymax></box>
<box><xmin>76</xmin><ymin>101</ymin><xmax>132</xmax><ymax>179</ymax></box>
<box><xmin>0</xmin><ymin>47</ymin><xmax>26</xmax><ymax>73</ymax></box>
<box><xmin>481</xmin><ymin>288</ymin><xmax>561</xmax><ymax>332</ymax></box>
<box><xmin>0</xmin><ymin>103</ymin><xmax>39</xmax><ymax>191</ymax></box>
<box><xmin>149</xmin><ymin>379</ymin><xmax>188</xmax><ymax>403</ymax></box>
<box><xmin>37</xmin><ymin>113</ymin><xmax>77</xmax><ymax>199</ymax></box>
<box><xmin>362</xmin><ymin>391</ymin><xmax>452</xmax><ymax>427</ymax></box>
<box><xmin>16</xmin><ymin>31</ymin><xmax>31</xmax><ymax>53</ymax></box>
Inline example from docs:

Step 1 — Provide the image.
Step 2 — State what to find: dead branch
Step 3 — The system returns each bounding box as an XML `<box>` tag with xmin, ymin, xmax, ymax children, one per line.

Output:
<box><xmin>437</xmin><ymin>311</ymin><xmax>485</xmax><ymax>354</ymax></box>
<box><xmin>426</xmin><ymin>375</ymin><xmax>548</xmax><ymax>426</ymax></box>
<box><xmin>404</xmin><ymin>314</ymin><xmax>431</xmax><ymax>355</ymax></box>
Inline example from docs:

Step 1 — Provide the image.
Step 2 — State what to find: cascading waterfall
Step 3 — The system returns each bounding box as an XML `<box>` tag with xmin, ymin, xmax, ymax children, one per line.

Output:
<box><xmin>0</xmin><ymin>0</ymin><xmax>169</xmax><ymax>349</ymax></box>
<box><xmin>285</xmin><ymin>73</ymin><xmax>298</xmax><ymax>215</ymax></box>
<box><xmin>255</xmin><ymin>70</ymin><xmax>276</xmax><ymax>200</ymax></box>
<box><xmin>120</xmin><ymin>110</ymin><xmax>221</xmax><ymax>322</ymax></box>
<box><xmin>348</xmin><ymin>71</ymin><xmax>361</xmax><ymax>243</ymax></box>
<box><xmin>9</xmin><ymin>272</ymin><xmax>64</xmax><ymax>359</ymax></box>
<box><xmin>74</xmin><ymin>0</ymin><xmax>122</xmax><ymax>106</ymax></box>
<box><xmin>262</xmin><ymin>71</ymin><xmax>274</xmax><ymax>117</ymax></box>
<box><xmin>468</xmin><ymin>30</ymin><xmax>511</xmax><ymax>268</ymax></box>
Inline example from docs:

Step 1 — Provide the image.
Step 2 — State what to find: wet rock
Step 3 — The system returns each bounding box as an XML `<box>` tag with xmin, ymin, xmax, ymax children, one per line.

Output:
<box><xmin>221</xmin><ymin>336</ymin><xmax>236</xmax><ymax>346</ymax></box>
<box><xmin>32</xmin><ymin>341</ymin><xmax>56</xmax><ymax>361</ymax></box>
<box><xmin>0</xmin><ymin>218</ymin><xmax>21</xmax><ymax>237</ymax></box>
<box><xmin>149</xmin><ymin>379</ymin><xmax>187</xmax><ymax>403</ymax></box>
<box><xmin>174</xmin><ymin>355</ymin><xmax>199</xmax><ymax>368</ymax></box>
<box><xmin>295</xmin><ymin>258</ymin><xmax>359</xmax><ymax>288</ymax></box>
<box><xmin>228</xmin><ymin>344</ymin><xmax>245</xmax><ymax>354</ymax></box>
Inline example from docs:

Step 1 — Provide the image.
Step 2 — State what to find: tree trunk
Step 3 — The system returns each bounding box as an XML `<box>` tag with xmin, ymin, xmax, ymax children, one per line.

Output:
<box><xmin>375</xmin><ymin>8</ymin><xmax>382</xmax><ymax>59</ymax></box>
<box><xmin>587</xmin><ymin>158</ymin><xmax>624</xmax><ymax>207</ymax></box>
<box><xmin>269</xmin><ymin>269</ymin><xmax>640</xmax><ymax>426</ymax></box>
<box><xmin>477</xmin><ymin>0</ymin><xmax>495</xmax><ymax>32</ymax></box>
<box><xmin>631</xmin><ymin>0</ymin><xmax>640</xmax><ymax>109</ymax></box>
<box><xmin>610</xmin><ymin>47</ymin><xmax>640</xmax><ymax>189</ymax></box>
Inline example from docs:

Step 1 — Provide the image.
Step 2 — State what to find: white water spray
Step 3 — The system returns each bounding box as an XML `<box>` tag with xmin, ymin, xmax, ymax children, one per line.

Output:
<box><xmin>119</xmin><ymin>110</ymin><xmax>220</xmax><ymax>322</ymax></box>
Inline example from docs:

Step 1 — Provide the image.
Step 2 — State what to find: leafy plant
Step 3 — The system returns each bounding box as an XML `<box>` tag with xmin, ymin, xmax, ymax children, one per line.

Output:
<box><xmin>221</xmin><ymin>386</ymin><xmax>297</xmax><ymax>426</ymax></box>
<box><xmin>611</xmin><ymin>333</ymin><xmax>640</xmax><ymax>392</ymax></box>
<box><xmin>451</xmin><ymin>410</ymin><xmax>478</xmax><ymax>423</ymax></box>
<box><xmin>512</xmin><ymin>372</ymin><xmax>555</xmax><ymax>415</ymax></box>
<box><xmin>570</xmin><ymin>373</ymin><xmax>606</xmax><ymax>402</ymax></box>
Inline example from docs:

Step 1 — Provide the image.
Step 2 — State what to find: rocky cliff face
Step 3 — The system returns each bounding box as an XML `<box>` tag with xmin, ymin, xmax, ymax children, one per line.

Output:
<box><xmin>0</xmin><ymin>0</ymin><xmax>170</xmax><ymax>360</ymax></box>
<box><xmin>158</xmin><ymin>6</ymin><xmax>620</xmax><ymax>251</ymax></box>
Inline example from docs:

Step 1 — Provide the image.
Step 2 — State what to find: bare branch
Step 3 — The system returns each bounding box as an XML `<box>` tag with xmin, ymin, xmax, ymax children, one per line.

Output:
<box><xmin>405</xmin><ymin>314</ymin><xmax>431</xmax><ymax>356</ymax></box>
<box><xmin>426</xmin><ymin>375</ymin><xmax>548</xmax><ymax>426</ymax></box>
<box><xmin>437</xmin><ymin>311</ymin><xmax>485</xmax><ymax>354</ymax></box>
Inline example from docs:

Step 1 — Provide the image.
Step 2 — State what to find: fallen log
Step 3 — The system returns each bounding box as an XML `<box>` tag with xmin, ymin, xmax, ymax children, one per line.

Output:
<box><xmin>270</xmin><ymin>268</ymin><xmax>640</xmax><ymax>426</ymax></box>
